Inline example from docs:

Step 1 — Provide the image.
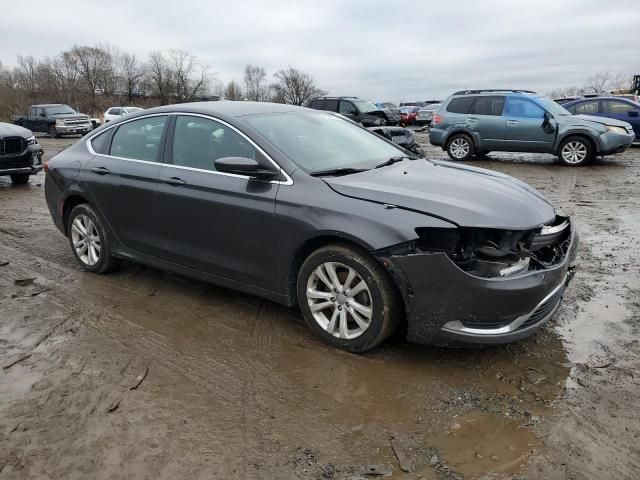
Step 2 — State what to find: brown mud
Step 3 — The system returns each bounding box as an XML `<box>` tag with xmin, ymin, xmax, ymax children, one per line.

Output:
<box><xmin>0</xmin><ymin>134</ymin><xmax>638</xmax><ymax>479</ymax></box>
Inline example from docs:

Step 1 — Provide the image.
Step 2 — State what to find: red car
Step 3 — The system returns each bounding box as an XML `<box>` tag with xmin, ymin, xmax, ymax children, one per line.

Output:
<box><xmin>399</xmin><ymin>106</ymin><xmax>419</xmax><ymax>125</ymax></box>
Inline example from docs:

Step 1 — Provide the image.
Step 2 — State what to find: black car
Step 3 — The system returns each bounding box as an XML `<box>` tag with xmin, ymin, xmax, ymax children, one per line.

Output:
<box><xmin>306</xmin><ymin>96</ymin><xmax>392</xmax><ymax>126</ymax></box>
<box><xmin>0</xmin><ymin>122</ymin><xmax>44</xmax><ymax>184</ymax></box>
<box><xmin>45</xmin><ymin>102</ymin><xmax>578</xmax><ymax>352</ymax></box>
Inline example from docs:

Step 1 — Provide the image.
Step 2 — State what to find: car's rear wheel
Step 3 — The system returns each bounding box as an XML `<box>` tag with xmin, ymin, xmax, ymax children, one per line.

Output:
<box><xmin>67</xmin><ymin>203</ymin><xmax>118</xmax><ymax>274</ymax></box>
<box><xmin>10</xmin><ymin>174</ymin><xmax>30</xmax><ymax>185</ymax></box>
<box><xmin>49</xmin><ymin>125</ymin><xmax>58</xmax><ymax>138</ymax></box>
<box><xmin>297</xmin><ymin>243</ymin><xmax>401</xmax><ymax>352</ymax></box>
<box><xmin>558</xmin><ymin>136</ymin><xmax>592</xmax><ymax>166</ymax></box>
<box><xmin>446</xmin><ymin>134</ymin><xmax>475</xmax><ymax>161</ymax></box>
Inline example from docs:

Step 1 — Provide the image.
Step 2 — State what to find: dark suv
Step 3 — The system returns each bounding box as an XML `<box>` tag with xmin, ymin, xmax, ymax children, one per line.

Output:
<box><xmin>430</xmin><ymin>90</ymin><xmax>634</xmax><ymax>166</ymax></box>
<box><xmin>306</xmin><ymin>97</ymin><xmax>390</xmax><ymax>126</ymax></box>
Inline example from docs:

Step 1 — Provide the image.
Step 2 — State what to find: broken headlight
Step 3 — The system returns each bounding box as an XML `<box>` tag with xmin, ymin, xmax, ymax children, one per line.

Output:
<box><xmin>414</xmin><ymin>217</ymin><xmax>570</xmax><ymax>278</ymax></box>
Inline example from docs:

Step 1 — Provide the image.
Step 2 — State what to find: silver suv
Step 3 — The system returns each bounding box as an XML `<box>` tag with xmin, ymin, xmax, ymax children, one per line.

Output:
<box><xmin>430</xmin><ymin>90</ymin><xmax>635</xmax><ymax>166</ymax></box>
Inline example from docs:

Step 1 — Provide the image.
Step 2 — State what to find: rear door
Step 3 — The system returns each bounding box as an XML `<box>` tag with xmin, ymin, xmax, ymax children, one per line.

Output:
<box><xmin>602</xmin><ymin>99</ymin><xmax>640</xmax><ymax>138</ymax></box>
<box><xmin>467</xmin><ymin>95</ymin><xmax>506</xmax><ymax>150</ymax></box>
<box><xmin>85</xmin><ymin>114</ymin><xmax>169</xmax><ymax>258</ymax></box>
<box><xmin>339</xmin><ymin>100</ymin><xmax>360</xmax><ymax>122</ymax></box>
<box><xmin>156</xmin><ymin>114</ymin><xmax>280</xmax><ymax>290</ymax></box>
<box><xmin>504</xmin><ymin>96</ymin><xmax>555</xmax><ymax>152</ymax></box>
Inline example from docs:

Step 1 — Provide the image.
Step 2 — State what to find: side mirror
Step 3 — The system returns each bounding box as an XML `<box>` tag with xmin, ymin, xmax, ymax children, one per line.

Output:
<box><xmin>543</xmin><ymin>111</ymin><xmax>553</xmax><ymax>122</ymax></box>
<box><xmin>214</xmin><ymin>156</ymin><xmax>276</xmax><ymax>180</ymax></box>
<box><xmin>542</xmin><ymin>111</ymin><xmax>555</xmax><ymax>133</ymax></box>
<box><xmin>629</xmin><ymin>110</ymin><xmax>639</xmax><ymax>117</ymax></box>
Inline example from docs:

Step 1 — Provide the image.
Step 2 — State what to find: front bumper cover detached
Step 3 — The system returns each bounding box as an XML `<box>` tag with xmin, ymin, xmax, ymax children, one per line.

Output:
<box><xmin>376</xmin><ymin>221</ymin><xmax>579</xmax><ymax>346</ymax></box>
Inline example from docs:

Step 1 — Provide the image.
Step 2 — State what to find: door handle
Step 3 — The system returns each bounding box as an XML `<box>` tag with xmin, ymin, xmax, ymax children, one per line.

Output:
<box><xmin>507</xmin><ymin>120</ymin><xmax>519</xmax><ymax>125</ymax></box>
<box><xmin>160</xmin><ymin>176</ymin><xmax>186</xmax><ymax>186</ymax></box>
<box><xmin>91</xmin><ymin>166</ymin><xmax>110</xmax><ymax>175</ymax></box>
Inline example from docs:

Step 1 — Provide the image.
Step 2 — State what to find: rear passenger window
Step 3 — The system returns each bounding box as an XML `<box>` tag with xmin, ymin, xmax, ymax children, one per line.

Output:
<box><xmin>110</xmin><ymin>116</ymin><xmax>167</xmax><ymax>162</ymax></box>
<box><xmin>446</xmin><ymin>97</ymin><xmax>476</xmax><ymax>114</ymax></box>
<box><xmin>575</xmin><ymin>101</ymin><xmax>599</xmax><ymax>114</ymax></box>
<box><xmin>90</xmin><ymin>131</ymin><xmax>112</xmax><ymax>154</ymax></box>
<box><xmin>504</xmin><ymin>97</ymin><xmax>544</xmax><ymax>118</ymax></box>
<box><xmin>323</xmin><ymin>100</ymin><xmax>338</xmax><ymax>111</ymax></box>
<box><xmin>471</xmin><ymin>96</ymin><xmax>505</xmax><ymax>116</ymax></box>
<box><xmin>309</xmin><ymin>100</ymin><xmax>323</xmax><ymax>110</ymax></box>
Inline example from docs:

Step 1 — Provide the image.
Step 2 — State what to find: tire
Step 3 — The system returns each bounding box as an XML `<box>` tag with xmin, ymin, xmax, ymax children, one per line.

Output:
<box><xmin>67</xmin><ymin>203</ymin><xmax>118</xmax><ymax>274</ymax></box>
<box><xmin>49</xmin><ymin>125</ymin><xmax>58</xmax><ymax>138</ymax></box>
<box><xmin>10</xmin><ymin>174</ymin><xmax>30</xmax><ymax>185</ymax></box>
<box><xmin>558</xmin><ymin>136</ymin><xmax>593</xmax><ymax>166</ymax></box>
<box><xmin>297</xmin><ymin>243</ymin><xmax>401</xmax><ymax>352</ymax></box>
<box><xmin>446</xmin><ymin>133</ymin><xmax>475</xmax><ymax>161</ymax></box>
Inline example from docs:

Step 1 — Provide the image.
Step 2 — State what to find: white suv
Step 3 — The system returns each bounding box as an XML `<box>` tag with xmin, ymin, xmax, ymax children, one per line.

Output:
<box><xmin>103</xmin><ymin>106</ymin><xmax>143</xmax><ymax>123</ymax></box>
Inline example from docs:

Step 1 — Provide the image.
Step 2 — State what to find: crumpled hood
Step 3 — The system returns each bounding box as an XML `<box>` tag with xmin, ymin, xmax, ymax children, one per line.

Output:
<box><xmin>324</xmin><ymin>160</ymin><xmax>556</xmax><ymax>230</ymax></box>
<box><xmin>0</xmin><ymin>122</ymin><xmax>32</xmax><ymax>138</ymax></box>
<box><xmin>572</xmin><ymin>114</ymin><xmax>632</xmax><ymax>128</ymax></box>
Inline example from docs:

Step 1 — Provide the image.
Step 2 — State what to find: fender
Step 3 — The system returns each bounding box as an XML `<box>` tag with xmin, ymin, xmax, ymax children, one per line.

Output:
<box><xmin>553</xmin><ymin>127</ymin><xmax>600</xmax><ymax>154</ymax></box>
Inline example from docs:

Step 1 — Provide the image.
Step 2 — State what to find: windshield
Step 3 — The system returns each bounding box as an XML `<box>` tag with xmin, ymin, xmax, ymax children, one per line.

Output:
<box><xmin>352</xmin><ymin>100</ymin><xmax>380</xmax><ymax>114</ymax></box>
<box><xmin>534</xmin><ymin>97</ymin><xmax>571</xmax><ymax>116</ymax></box>
<box><xmin>45</xmin><ymin>105</ymin><xmax>76</xmax><ymax>115</ymax></box>
<box><xmin>243</xmin><ymin>111</ymin><xmax>406</xmax><ymax>173</ymax></box>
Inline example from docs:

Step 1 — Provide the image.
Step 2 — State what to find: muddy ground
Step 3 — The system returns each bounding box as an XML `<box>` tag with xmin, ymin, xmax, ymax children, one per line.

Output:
<box><xmin>0</xmin><ymin>133</ymin><xmax>638</xmax><ymax>480</ymax></box>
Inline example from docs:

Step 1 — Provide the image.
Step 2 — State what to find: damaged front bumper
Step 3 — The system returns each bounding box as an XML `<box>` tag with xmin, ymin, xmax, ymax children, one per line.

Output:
<box><xmin>375</xmin><ymin>220</ymin><xmax>579</xmax><ymax>346</ymax></box>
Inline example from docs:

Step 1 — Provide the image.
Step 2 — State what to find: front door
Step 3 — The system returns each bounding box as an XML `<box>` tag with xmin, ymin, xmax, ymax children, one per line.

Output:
<box><xmin>156</xmin><ymin>114</ymin><xmax>279</xmax><ymax>290</ymax></box>
<box><xmin>602</xmin><ymin>99</ymin><xmax>640</xmax><ymax>138</ymax></box>
<box><xmin>85</xmin><ymin>114</ymin><xmax>169</xmax><ymax>258</ymax></box>
<box><xmin>504</xmin><ymin>97</ymin><xmax>556</xmax><ymax>152</ymax></box>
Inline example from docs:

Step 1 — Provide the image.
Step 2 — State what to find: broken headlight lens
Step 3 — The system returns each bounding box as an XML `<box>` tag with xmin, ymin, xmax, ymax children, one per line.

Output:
<box><xmin>26</xmin><ymin>136</ymin><xmax>37</xmax><ymax>145</ymax></box>
<box><xmin>606</xmin><ymin>125</ymin><xmax>628</xmax><ymax>135</ymax></box>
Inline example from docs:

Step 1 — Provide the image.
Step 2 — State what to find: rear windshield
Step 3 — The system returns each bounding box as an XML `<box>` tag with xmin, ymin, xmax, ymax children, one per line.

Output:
<box><xmin>446</xmin><ymin>97</ymin><xmax>475</xmax><ymax>114</ymax></box>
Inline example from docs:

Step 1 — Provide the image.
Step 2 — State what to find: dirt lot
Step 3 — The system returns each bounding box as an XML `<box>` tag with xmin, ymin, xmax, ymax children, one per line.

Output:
<box><xmin>0</xmin><ymin>133</ymin><xmax>638</xmax><ymax>480</ymax></box>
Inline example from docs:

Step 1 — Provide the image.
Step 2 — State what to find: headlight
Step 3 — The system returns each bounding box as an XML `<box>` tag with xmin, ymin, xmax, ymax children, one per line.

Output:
<box><xmin>26</xmin><ymin>136</ymin><xmax>37</xmax><ymax>145</ymax></box>
<box><xmin>606</xmin><ymin>125</ymin><xmax>628</xmax><ymax>135</ymax></box>
<box><xmin>55</xmin><ymin>118</ymin><xmax>65</xmax><ymax>126</ymax></box>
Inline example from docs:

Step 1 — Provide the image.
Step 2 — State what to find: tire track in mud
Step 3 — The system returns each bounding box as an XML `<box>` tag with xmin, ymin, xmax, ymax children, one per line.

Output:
<box><xmin>0</xmin><ymin>240</ymin><xmax>353</xmax><ymax>452</ymax></box>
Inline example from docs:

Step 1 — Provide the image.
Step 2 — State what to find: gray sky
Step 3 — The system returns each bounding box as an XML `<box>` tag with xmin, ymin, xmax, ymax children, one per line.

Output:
<box><xmin>1</xmin><ymin>0</ymin><xmax>638</xmax><ymax>102</ymax></box>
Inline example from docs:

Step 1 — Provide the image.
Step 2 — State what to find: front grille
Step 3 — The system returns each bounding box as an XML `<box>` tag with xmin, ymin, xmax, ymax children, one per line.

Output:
<box><xmin>518</xmin><ymin>286</ymin><xmax>564</xmax><ymax>330</ymax></box>
<box><xmin>0</xmin><ymin>137</ymin><xmax>26</xmax><ymax>156</ymax></box>
<box><xmin>64</xmin><ymin>119</ymin><xmax>89</xmax><ymax>125</ymax></box>
<box><xmin>0</xmin><ymin>155</ymin><xmax>30</xmax><ymax>168</ymax></box>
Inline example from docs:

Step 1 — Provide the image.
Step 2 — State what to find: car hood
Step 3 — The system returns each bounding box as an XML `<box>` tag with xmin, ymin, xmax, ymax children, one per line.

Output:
<box><xmin>0</xmin><ymin>122</ymin><xmax>32</xmax><ymax>138</ymax></box>
<box><xmin>571</xmin><ymin>114</ymin><xmax>631</xmax><ymax>128</ymax></box>
<box><xmin>52</xmin><ymin>113</ymin><xmax>90</xmax><ymax>121</ymax></box>
<box><xmin>324</xmin><ymin>160</ymin><xmax>555</xmax><ymax>230</ymax></box>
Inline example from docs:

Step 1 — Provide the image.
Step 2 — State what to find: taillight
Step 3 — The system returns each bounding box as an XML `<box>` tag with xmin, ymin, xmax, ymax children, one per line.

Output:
<box><xmin>432</xmin><ymin>114</ymin><xmax>444</xmax><ymax>125</ymax></box>
<box><xmin>43</xmin><ymin>158</ymin><xmax>50</xmax><ymax>174</ymax></box>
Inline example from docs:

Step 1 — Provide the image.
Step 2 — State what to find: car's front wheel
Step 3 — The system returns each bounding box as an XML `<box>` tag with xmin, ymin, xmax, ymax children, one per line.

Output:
<box><xmin>10</xmin><ymin>174</ymin><xmax>30</xmax><ymax>184</ymax></box>
<box><xmin>49</xmin><ymin>125</ymin><xmax>58</xmax><ymax>138</ymax></box>
<box><xmin>297</xmin><ymin>243</ymin><xmax>400</xmax><ymax>352</ymax></box>
<box><xmin>67</xmin><ymin>203</ymin><xmax>118</xmax><ymax>274</ymax></box>
<box><xmin>558</xmin><ymin>136</ymin><xmax>593</xmax><ymax>166</ymax></box>
<box><xmin>446</xmin><ymin>133</ymin><xmax>475</xmax><ymax>161</ymax></box>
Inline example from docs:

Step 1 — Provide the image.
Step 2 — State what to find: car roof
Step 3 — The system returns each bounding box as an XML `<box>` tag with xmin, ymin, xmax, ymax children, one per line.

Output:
<box><xmin>34</xmin><ymin>104</ymin><xmax>67</xmax><ymax>107</ymax></box>
<box><xmin>132</xmin><ymin>101</ymin><xmax>305</xmax><ymax>118</ymax></box>
<box><xmin>563</xmin><ymin>96</ymin><xmax>639</xmax><ymax>107</ymax></box>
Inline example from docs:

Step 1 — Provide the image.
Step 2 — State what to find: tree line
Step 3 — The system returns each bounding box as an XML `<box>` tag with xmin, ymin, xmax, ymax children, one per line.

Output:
<box><xmin>0</xmin><ymin>44</ymin><xmax>327</xmax><ymax>120</ymax></box>
<box><xmin>547</xmin><ymin>71</ymin><xmax>637</xmax><ymax>99</ymax></box>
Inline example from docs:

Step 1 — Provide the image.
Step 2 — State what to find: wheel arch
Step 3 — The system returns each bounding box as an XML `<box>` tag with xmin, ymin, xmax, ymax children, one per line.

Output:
<box><xmin>62</xmin><ymin>193</ymin><xmax>92</xmax><ymax>236</ymax></box>
<box><xmin>445</xmin><ymin>128</ymin><xmax>479</xmax><ymax>149</ymax></box>
<box><xmin>554</xmin><ymin>130</ymin><xmax>599</xmax><ymax>155</ymax></box>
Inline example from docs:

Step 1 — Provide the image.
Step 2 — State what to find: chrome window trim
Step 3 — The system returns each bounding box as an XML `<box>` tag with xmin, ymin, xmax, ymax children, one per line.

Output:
<box><xmin>85</xmin><ymin>111</ymin><xmax>293</xmax><ymax>185</ymax></box>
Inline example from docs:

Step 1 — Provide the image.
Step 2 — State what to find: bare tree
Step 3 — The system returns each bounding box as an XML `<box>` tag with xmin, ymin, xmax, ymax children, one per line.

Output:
<box><xmin>224</xmin><ymin>80</ymin><xmax>243</xmax><ymax>100</ymax></box>
<box><xmin>14</xmin><ymin>56</ymin><xmax>39</xmax><ymax>102</ymax></box>
<box><xmin>120</xmin><ymin>53</ymin><xmax>145</xmax><ymax>102</ymax></box>
<box><xmin>169</xmin><ymin>49</ymin><xmax>209</xmax><ymax>103</ymax></box>
<box><xmin>610</xmin><ymin>72</ymin><xmax>634</xmax><ymax>93</ymax></box>
<box><xmin>584</xmin><ymin>71</ymin><xmax>611</xmax><ymax>94</ymax></box>
<box><xmin>244</xmin><ymin>64</ymin><xmax>268</xmax><ymax>101</ymax></box>
<box><xmin>147</xmin><ymin>51</ymin><xmax>174</xmax><ymax>105</ymax></box>
<box><xmin>67</xmin><ymin>45</ymin><xmax>114</xmax><ymax>108</ymax></box>
<box><xmin>271</xmin><ymin>67</ymin><xmax>326</xmax><ymax>105</ymax></box>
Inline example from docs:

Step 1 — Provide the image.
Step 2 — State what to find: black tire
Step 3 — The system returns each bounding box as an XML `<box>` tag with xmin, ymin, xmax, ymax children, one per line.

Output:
<box><xmin>10</xmin><ymin>174</ymin><xmax>30</xmax><ymax>184</ymax></box>
<box><xmin>297</xmin><ymin>243</ymin><xmax>401</xmax><ymax>352</ymax></box>
<box><xmin>446</xmin><ymin>133</ymin><xmax>475</xmax><ymax>161</ymax></box>
<box><xmin>67</xmin><ymin>203</ymin><xmax>118</xmax><ymax>274</ymax></box>
<box><xmin>49</xmin><ymin>125</ymin><xmax>58</xmax><ymax>138</ymax></box>
<box><xmin>557</xmin><ymin>136</ymin><xmax>593</xmax><ymax>166</ymax></box>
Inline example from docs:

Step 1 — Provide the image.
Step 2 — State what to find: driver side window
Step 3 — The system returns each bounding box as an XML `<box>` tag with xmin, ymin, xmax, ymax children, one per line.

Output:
<box><xmin>339</xmin><ymin>101</ymin><xmax>357</xmax><ymax>115</ymax></box>
<box><xmin>172</xmin><ymin>116</ymin><xmax>260</xmax><ymax>173</ymax></box>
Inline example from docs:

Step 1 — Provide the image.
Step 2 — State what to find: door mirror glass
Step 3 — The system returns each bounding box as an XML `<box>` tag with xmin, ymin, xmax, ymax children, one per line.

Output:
<box><xmin>214</xmin><ymin>156</ymin><xmax>275</xmax><ymax>179</ymax></box>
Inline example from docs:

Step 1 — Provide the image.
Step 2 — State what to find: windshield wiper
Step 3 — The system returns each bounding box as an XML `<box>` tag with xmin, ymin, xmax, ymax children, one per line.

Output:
<box><xmin>374</xmin><ymin>156</ymin><xmax>416</xmax><ymax>169</ymax></box>
<box><xmin>310</xmin><ymin>167</ymin><xmax>369</xmax><ymax>177</ymax></box>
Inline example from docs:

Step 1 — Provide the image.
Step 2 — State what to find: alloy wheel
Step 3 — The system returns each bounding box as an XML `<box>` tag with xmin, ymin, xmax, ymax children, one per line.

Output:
<box><xmin>561</xmin><ymin>141</ymin><xmax>587</xmax><ymax>164</ymax></box>
<box><xmin>306</xmin><ymin>261</ymin><xmax>373</xmax><ymax>340</ymax></box>
<box><xmin>70</xmin><ymin>214</ymin><xmax>101</xmax><ymax>266</ymax></box>
<box><xmin>450</xmin><ymin>138</ymin><xmax>470</xmax><ymax>159</ymax></box>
